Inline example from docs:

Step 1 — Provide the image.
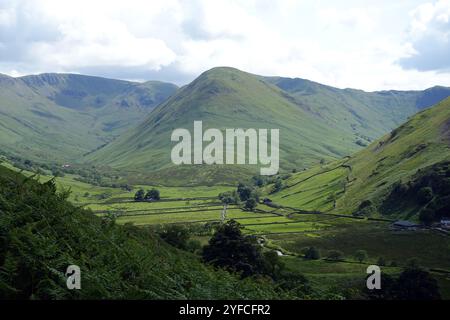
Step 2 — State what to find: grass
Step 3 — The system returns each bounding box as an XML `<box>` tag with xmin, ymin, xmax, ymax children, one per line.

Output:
<box><xmin>4</xmin><ymin>160</ymin><xmax>450</xmax><ymax>298</ymax></box>
<box><xmin>264</xmin><ymin>97</ymin><xmax>450</xmax><ymax>221</ymax></box>
<box><xmin>270</xmin><ymin>162</ymin><xmax>349</xmax><ymax>211</ymax></box>
<box><xmin>0</xmin><ymin>73</ymin><xmax>177</xmax><ymax>162</ymax></box>
<box><xmin>86</xmin><ymin>67</ymin><xmax>366</xmax><ymax>180</ymax></box>
<box><xmin>268</xmin><ymin>219</ymin><xmax>450</xmax><ymax>270</ymax></box>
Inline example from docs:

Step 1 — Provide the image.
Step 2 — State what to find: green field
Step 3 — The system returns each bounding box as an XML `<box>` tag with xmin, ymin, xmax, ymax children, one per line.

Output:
<box><xmin>3</xmin><ymin>159</ymin><xmax>450</xmax><ymax>298</ymax></box>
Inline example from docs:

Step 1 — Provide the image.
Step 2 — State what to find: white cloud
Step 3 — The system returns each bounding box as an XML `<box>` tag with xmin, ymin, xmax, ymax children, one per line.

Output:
<box><xmin>399</xmin><ymin>0</ymin><xmax>450</xmax><ymax>72</ymax></box>
<box><xmin>0</xmin><ymin>0</ymin><xmax>449</xmax><ymax>90</ymax></box>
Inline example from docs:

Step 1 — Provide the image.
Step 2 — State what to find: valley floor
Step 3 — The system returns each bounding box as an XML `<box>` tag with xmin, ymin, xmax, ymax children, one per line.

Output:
<box><xmin>4</xmin><ymin>161</ymin><xmax>450</xmax><ymax>299</ymax></box>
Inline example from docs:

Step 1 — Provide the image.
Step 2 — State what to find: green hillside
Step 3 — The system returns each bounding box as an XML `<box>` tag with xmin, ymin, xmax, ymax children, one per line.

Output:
<box><xmin>270</xmin><ymin>97</ymin><xmax>450</xmax><ymax>220</ymax></box>
<box><xmin>87</xmin><ymin>67</ymin><xmax>361</xmax><ymax>171</ymax></box>
<box><xmin>265</xmin><ymin>76</ymin><xmax>450</xmax><ymax>142</ymax></box>
<box><xmin>0</xmin><ymin>73</ymin><xmax>177</xmax><ymax>162</ymax></box>
<box><xmin>87</xmin><ymin>67</ymin><xmax>450</xmax><ymax>184</ymax></box>
<box><xmin>0</xmin><ymin>164</ymin><xmax>291</xmax><ymax>299</ymax></box>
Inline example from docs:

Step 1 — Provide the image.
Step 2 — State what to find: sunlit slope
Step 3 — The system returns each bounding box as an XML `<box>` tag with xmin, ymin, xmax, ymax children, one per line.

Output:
<box><xmin>89</xmin><ymin>67</ymin><xmax>450</xmax><ymax>180</ymax></box>
<box><xmin>337</xmin><ymin>96</ymin><xmax>450</xmax><ymax>215</ymax></box>
<box><xmin>266</xmin><ymin>77</ymin><xmax>450</xmax><ymax>143</ymax></box>
<box><xmin>0</xmin><ymin>73</ymin><xmax>177</xmax><ymax>161</ymax></box>
<box><xmin>269</xmin><ymin>159</ymin><xmax>350</xmax><ymax>212</ymax></box>
<box><xmin>87</xmin><ymin>67</ymin><xmax>363</xmax><ymax>172</ymax></box>
<box><xmin>271</xmin><ymin>97</ymin><xmax>450</xmax><ymax>217</ymax></box>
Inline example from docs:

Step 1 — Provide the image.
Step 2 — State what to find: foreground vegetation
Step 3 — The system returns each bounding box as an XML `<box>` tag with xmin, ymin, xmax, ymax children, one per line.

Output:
<box><xmin>0</xmin><ymin>165</ymin><xmax>303</xmax><ymax>299</ymax></box>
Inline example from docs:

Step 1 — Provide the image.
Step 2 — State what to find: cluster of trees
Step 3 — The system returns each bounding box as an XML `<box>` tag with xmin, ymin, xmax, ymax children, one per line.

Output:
<box><xmin>217</xmin><ymin>183</ymin><xmax>260</xmax><ymax>211</ymax></box>
<box><xmin>301</xmin><ymin>247</ymin><xmax>370</xmax><ymax>263</ymax></box>
<box><xmin>364</xmin><ymin>267</ymin><xmax>441</xmax><ymax>300</ymax></box>
<box><xmin>201</xmin><ymin>220</ymin><xmax>311</xmax><ymax>296</ymax></box>
<box><xmin>134</xmin><ymin>188</ymin><xmax>160</xmax><ymax>201</ymax></box>
<box><xmin>237</xmin><ymin>183</ymin><xmax>259</xmax><ymax>211</ymax></box>
<box><xmin>251</xmin><ymin>174</ymin><xmax>291</xmax><ymax>191</ymax></box>
<box><xmin>386</xmin><ymin>161</ymin><xmax>450</xmax><ymax>224</ymax></box>
<box><xmin>220</xmin><ymin>174</ymin><xmax>293</xmax><ymax>212</ymax></box>
<box><xmin>0</xmin><ymin>152</ymin><xmax>129</xmax><ymax>188</ymax></box>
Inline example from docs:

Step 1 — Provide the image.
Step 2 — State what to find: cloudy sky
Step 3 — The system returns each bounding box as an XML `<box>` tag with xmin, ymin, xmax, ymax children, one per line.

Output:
<box><xmin>1</xmin><ymin>0</ymin><xmax>450</xmax><ymax>91</ymax></box>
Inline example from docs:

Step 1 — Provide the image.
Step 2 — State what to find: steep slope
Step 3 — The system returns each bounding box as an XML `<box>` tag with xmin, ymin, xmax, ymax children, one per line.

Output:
<box><xmin>0</xmin><ymin>73</ymin><xmax>177</xmax><ymax>161</ymax></box>
<box><xmin>265</xmin><ymin>76</ymin><xmax>450</xmax><ymax>143</ymax></box>
<box><xmin>87</xmin><ymin>67</ymin><xmax>362</xmax><ymax>176</ymax></box>
<box><xmin>88</xmin><ymin>67</ymin><xmax>450</xmax><ymax>184</ymax></box>
<box><xmin>338</xmin><ymin>96</ymin><xmax>450</xmax><ymax>218</ymax></box>
<box><xmin>271</xmin><ymin>97</ymin><xmax>450</xmax><ymax>220</ymax></box>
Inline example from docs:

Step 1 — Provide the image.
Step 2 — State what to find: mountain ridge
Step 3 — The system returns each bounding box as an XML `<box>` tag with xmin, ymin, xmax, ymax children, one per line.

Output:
<box><xmin>0</xmin><ymin>73</ymin><xmax>178</xmax><ymax>162</ymax></box>
<box><xmin>85</xmin><ymin>67</ymin><xmax>450</xmax><ymax>184</ymax></box>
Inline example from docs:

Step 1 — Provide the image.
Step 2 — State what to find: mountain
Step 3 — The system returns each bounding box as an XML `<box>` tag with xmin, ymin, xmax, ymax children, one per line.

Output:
<box><xmin>87</xmin><ymin>67</ymin><xmax>450</xmax><ymax>184</ymax></box>
<box><xmin>0</xmin><ymin>73</ymin><xmax>177</xmax><ymax>162</ymax></box>
<box><xmin>265</xmin><ymin>76</ymin><xmax>450</xmax><ymax>141</ymax></box>
<box><xmin>270</xmin><ymin>96</ymin><xmax>450</xmax><ymax>220</ymax></box>
<box><xmin>86</xmin><ymin>67</ymin><xmax>365</xmax><ymax>178</ymax></box>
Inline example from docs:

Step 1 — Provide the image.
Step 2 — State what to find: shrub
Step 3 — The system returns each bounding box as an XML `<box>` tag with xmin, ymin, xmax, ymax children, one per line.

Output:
<box><xmin>134</xmin><ymin>189</ymin><xmax>145</xmax><ymax>201</ymax></box>
<box><xmin>272</xmin><ymin>178</ymin><xmax>284</xmax><ymax>193</ymax></box>
<box><xmin>418</xmin><ymin>187</ymin><xmax>433</xmax><ymax>204</ymax></box>
<box><xmin>203</xmin><ymin>220</ymin><xmax>267</xmax><ymax>278</ymax></box>
<box><xmin>304</xmin><ymin>247</ymin><xmax>321</xmax><ymax>260</ymax></box>
<box><xmin>219</xmin><ymin>191</ymin><xmax>239</xmax><ymax>204</ymax></box>
<box><xmin>326</xmin><ymin>250</ymin><xmax>344</xmax><ymax>261</ymax></box>
<box><xmin>354</xmin><ymin>250</ymin><xmax>368</xmax><ymax>263</ymax></box>
<box><xmin>244</xmin><ymin>198</ymin><xmax>258</xmax><ymax>211</ymax></box>
<box><xmin>145</xmin><ymin>188</ymin><xmax>160</xmax><ymax>201</ymax></box>
<box><xmin>354</xmin><ymin>200</ymin><xmax>375</xmax><ymax>216</ymax></box>
<box><xmin>158</xmin><ymin>225</ymin><xmax>190</xmax><ymax>250</ymax></box>
<box><xmin>237</xmin><ymin>183</ymin><xmax>253</xmax><ymax>201</ymax></box>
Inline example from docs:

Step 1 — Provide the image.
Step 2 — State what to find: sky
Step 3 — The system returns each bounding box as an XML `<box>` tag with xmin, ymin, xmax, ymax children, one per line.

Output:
<box><xmin>1</xmin><ymin>0</ymin><xmax>450</xmax><ymax>91</ymax></box>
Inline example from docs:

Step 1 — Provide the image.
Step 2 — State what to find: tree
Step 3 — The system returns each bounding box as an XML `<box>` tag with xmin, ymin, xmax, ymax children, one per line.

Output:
<box><xmin>263</xmin><ymin>251</ymin><xmax>285</xmax><ymax>277</ymax></box>
<box><xmin>272</xmin><ymin>178</ymin><xmax>283</xmax><ymax>193</ymax></box>
<box><xmin>365</xmin><ymin>267</ymin><xmax>441</xmax><ymax>300</ymax></box>
<box><xmin>304</xmin><ymin>247</ymin><xmax>320</xmax><ymax>260</ymax></box>
<box><xmin>395</xmin><ymin>267</ymin><xmax>441</xmax><ymax>300</ymax></box>
<box><xmin>326</xmin><ymin>250</ymin><xmax>344</xmax><ymax>261</ymax></box>
<box><xmin>327</xmin><ymin>192</ymin><xmax>337</xmax><ymax>209</ymax></box>
<box><xmin>159</xmin><ymin>225</ymin><xmax>190</xmax><ymax>250</ymax></box>
<box><xmin>354</xmin><ymin>250</ymin><xmax>368</xmax><ymax>263</ymax></box>
<box><xmin>219</xmin><ymin>191</ymin><xmax>239</xmax><ymax>204</ymax></box>
<box><xmin>145</xmin><ymin>188</ymin><xmax>160</xmax><ymax>201</ymax></box>
<box><xmin>134</xmin><ymin>189</ymin><xmax>145</xmax><ymax>201</ymax></box>
<box><xmin>252</xmin><ymin>176</ymin><xmax>265</xmax><ymax>187</ymax></box>
<box><xmin>244</xmin><ymin>198</ymin><xmax>257</xmax><ymax>211</ymax></box>
<box><xmin>237</xmin><ymin>183</ymin><xmax>253</xmax><ymax>201</ymax></box>
<box><xmin>202</xmin><ymin>220</ymin><xmax>267</xmax><ymax>278</ymax></box>
<box><xmin>121</xmin><ymin>184</ymin><xmax>132</xmax><ymax>192</ymax></box>
<box><xmin>418</xmin><ymin>187</ymin><xmax>433</xmax><ymax>204</ymax></box>
<box><xmin>51</xmin><ymin>168</ymin><xmax>65</xmax><ymax>177</ymax></box>
<box><xmin>354</xmin><ymin>200</ymin><xmax>374</xmax><ymax>216</ymax></box>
